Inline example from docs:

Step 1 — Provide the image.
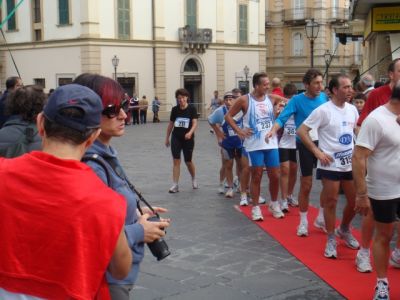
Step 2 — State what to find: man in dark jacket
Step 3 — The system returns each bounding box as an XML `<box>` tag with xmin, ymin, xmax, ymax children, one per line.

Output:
<box><xmin>0</xmin><ymin>76</ymin><xmax>23</xmax><ymax>128</ymax></box>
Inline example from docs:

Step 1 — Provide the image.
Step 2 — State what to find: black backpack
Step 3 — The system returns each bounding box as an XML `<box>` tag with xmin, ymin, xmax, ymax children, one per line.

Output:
<box><xmin>0</xmin><ymin>123</ymin><xmax>38</xmax><ymax>158</ymax></box>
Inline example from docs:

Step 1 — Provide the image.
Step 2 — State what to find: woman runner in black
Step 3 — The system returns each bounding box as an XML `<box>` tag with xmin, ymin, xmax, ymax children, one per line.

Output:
<box><xmin>165</xmin><ymin>88</ymin><xmax>198</xmax><ymax>193</ymax></box>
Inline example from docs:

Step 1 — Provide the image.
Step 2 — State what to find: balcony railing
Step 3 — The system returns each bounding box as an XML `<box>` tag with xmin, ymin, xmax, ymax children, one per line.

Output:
<box><xmin>283</xmin><ymin>8</ymin><xmax>313</xmax><ymax>24</ymax></box>
<box><xmin>178</xmin><ymin>26</ymin><xmax>212</xmax><ymax>54</ymax></box>
<box><xmin>327</xmin><ymin>7</ymin><xmax>350</xmax><ymax>23</ymax></box>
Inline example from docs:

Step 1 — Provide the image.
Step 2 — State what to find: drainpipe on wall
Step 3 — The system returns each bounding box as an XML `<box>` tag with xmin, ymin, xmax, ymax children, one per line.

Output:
<box><xmin>152</xmin><ymin>0</ymin><xmax>156</xmax><ymax>88</ymax></box>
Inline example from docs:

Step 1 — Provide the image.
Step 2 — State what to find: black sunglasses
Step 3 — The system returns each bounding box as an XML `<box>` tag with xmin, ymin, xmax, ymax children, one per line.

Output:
<box><xmin>102</xmin><ymin>99</ymin><xmax>130</xmax><ymax>118</ymax></box>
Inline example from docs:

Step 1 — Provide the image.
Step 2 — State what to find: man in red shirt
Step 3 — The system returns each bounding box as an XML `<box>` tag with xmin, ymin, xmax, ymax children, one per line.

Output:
<box><xmin>271</xmin><ymin>77</ymin><xmax>284</xmax><ymax>97</ymax></box>
<box><xmin>357</xmin><ymin>58</ymin><xmax>400</xmax><ymax>126</ymax></box>
<box><xmin>0</xmin><ymin>84</ymin><xmax>132</xmax><ymax>299</ymax></box>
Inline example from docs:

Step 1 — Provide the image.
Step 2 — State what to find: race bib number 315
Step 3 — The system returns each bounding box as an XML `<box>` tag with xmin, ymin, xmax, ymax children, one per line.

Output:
<box><xmin>174</xmin><ymin>117</ymin><xmax>190</xmax><ymax>128</ymax></box>
<box><xmin>334</xmin><ymin>149</ymin><xmax>352</xmax><ymax>168</ymax></box>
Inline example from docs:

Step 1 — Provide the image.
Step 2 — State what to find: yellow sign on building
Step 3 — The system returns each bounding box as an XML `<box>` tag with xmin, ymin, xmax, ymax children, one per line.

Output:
<box><xmin>372</xmin><ymin>6</ymin><xmax>400</xmax><ymax>32</ymax></box>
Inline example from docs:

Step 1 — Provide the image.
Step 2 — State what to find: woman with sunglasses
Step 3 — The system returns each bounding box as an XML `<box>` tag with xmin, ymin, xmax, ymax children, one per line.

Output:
<box><xmin>73</xmin><ymin>74</ymin><xmax>169</xmax><ymax>300</ymax></box>
<box><xmin>165</xmin><ymin>88</ymin><xmax>199</xmax><ymax>193</ymax></box>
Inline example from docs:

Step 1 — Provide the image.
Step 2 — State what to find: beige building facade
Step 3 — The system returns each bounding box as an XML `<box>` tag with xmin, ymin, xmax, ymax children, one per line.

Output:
<box><xmin>0</xmin><ymin>0</ymin><xmax>267</xmax><ymax>118</ymax></box>
<box><xmin>265</xmin><ymin>0</ymin><xmax>362</xmax><ymax>90</ymax></box>
<box><xmin>350</xmin><ymin>0</ymin><xmax>400</xmax><ymax>83</ymax></box>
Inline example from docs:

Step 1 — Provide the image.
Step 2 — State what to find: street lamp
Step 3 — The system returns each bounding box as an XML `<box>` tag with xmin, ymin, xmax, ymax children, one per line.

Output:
<box><xmin>111</xmin><ymin>55</ymin><xmax>119</xmax><ymax>80</ymax></box>
<box><xmin>324</xmin><ymin>49</ymin><xmax>333</xmax><ymax>87</ymax></box>
<box><xmin>244</xmin><ymin>65</ymin><xmax>250</xmax><ymax>93</ymax></box>
<box><xmin>305</xmin><ymin>18</ymin><xmax>320</xmax><ymax>68</ymax></box>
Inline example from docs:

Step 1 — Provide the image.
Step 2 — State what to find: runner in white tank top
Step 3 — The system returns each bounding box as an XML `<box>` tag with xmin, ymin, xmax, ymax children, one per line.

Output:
<box><xmin>225</xmin><ymin>72</ymin><xmax>285</xmax><ymax>221</ymax></box>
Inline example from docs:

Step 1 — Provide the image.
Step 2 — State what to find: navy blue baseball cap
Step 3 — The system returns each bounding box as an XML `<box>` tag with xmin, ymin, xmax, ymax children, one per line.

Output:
<box><xmin>43</xmin><ymin>84</ymin><xmax>103</xmax><ymax>132</ymax></box>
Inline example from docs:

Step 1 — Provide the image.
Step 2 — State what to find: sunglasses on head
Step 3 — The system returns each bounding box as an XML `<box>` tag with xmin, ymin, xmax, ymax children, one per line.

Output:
<box><xmin>102</xmin><ymin>99</ymin><xmax>130</xmax><ymax>118</ymax></box>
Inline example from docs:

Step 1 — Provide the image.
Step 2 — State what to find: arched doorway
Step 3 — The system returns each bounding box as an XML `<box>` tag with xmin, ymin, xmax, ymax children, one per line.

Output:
<box><xmin>182</xmin><ymin>57</ymin><xmax>204</xmax><ymax>117</ymax></box>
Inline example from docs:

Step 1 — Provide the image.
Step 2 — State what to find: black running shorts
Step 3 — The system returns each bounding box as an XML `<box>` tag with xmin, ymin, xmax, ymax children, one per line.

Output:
<box><xmin>296</xmin><ymin>141</ymin><xmax>318</xmax><ymax>177</ymax></box>
<box><xmin>370</xmin><ymin>197</ymin><xmax>400</xmax><ymax>224</ymax></box>
<box><xmin>171</xmin><ymin>135</ymin><xmax>194</xmax><ymax>162</ymax></box>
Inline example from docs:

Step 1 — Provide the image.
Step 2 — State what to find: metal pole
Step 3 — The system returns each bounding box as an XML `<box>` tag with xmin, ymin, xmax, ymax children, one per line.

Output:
<box><xmin>114</xmin><ymin>66</ymin><xmax>117</xmax><ymax>81</ymax></box>
<box><xmin>310</xmin><ymin>39</ymin><xmax>314</xmax><ymax>68</ymax></box>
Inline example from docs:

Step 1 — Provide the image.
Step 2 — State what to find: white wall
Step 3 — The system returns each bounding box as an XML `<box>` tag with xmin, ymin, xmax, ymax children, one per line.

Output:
<box><xmin>9</xmin><ymin>46</ymin><xmax>81</xmax><ymax>89</ymax></box>
<box><xmin>224</xmin><ymin>50</ymin><xmax>259</xmax><ymax>90</ymax></box>
<box><xmin>132</xmin><ymin>0</ymin><xmax>152</xmax><ymax>40</ymax></box>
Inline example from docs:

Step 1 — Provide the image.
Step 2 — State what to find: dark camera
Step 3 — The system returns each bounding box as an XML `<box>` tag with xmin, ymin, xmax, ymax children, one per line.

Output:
<box><xmin>147</xmin><ymin>215</ymin><xmax>171</xmax><ymax>261</ymax></box>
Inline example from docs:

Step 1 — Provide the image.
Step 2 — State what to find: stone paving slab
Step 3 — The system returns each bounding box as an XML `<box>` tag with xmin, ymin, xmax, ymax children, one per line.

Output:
<box><xmin>113</xmin><ymin>121</ymin><xmax>344</xmax><ymax>299</ymax></box>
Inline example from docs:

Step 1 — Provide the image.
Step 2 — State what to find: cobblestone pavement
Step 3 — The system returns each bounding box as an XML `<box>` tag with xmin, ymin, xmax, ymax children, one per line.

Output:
<box><xmin>113</xmin><ymin>120</ymin><xmax>349</xmax><ymax>300</ymax></box>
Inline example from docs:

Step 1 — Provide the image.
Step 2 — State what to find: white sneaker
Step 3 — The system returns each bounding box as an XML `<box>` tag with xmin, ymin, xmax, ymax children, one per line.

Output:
<box><xmin>280</xmin><ymin>199</ymin><xmax>289</xmax><ymax>213</ymax></box>
<box><xmin>313</xmin><ymin>216</ymin><xmax>327</xmax><ymax>233</ymax></box>
<box><xmin>287</xmin><ymin>195</ymin><xmax>298</xmax><ymax>207</ymax></box>
<box><xmin>269</xmin><ymin>202</ymin><xmax>285</xmax><ymax>219</ymax></box>
<box><xmin>324</xmin><ymin>239</ymin><xmax>337</xmax><ymax>259</ymax></box>
<box><xmin>239</xmin><ymin>194</ymin><xmax>249</xmax><ymax>206</ymax></box>
<box><xmin>389</xmin><ymin>250</ymin><xmax>400</xmax><ymax>268</ymax></box>
<box><xmin>192</xmin><ymin>179</ymin><xmax>198</xmax><ymax>189</ymax></box>
<box><xmin>225</xmin><ymin>188</ymin><xmax>234</xmax><ymax>198</ymax></box>
<box><xmin>356</xmin><ymin>250</ymin><xmax>372</xmax><ymax>273</ymax></box>
<box><xmin>297</xmin><ymin>222</ymin><xmax>308</xmax><ymax>237</ymax></box>
<box><xmin>168</xmin><ymin>184</ymin><xmax>179</xmax><ymax>193</ymax></box>
<box><xmin>258</xmin><ymin>196</ymin><xmax>266</xmax><ymax>204</ymax></box>
<box><xmin>218</xmin><ymin>185</ymin><xmax>225</xmax><ymax>194</ymax></box>
<box><xmin>335</xmin><ymin>227</ymin><xmax>359</xmax><ymax>250</ymax></box>
<box><xmin>251</xmin><ymin>206</ymin><xmax>264</xmax><ymax>221</ymax></box>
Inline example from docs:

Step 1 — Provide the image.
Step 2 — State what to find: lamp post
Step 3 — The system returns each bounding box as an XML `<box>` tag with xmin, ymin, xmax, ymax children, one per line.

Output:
<box><xmin>324</xmin><ymin>49</ymin><xmax>333</xmax><ymax>87</ymax></box>
<box><xmin>244</xmin><ymin>65</ymin><xmax>250</xmax><ymax>93</ymax></box>
<box><xmin>111</xmin><ymin>55</ymin><xmax>119</xmax><ymax>81</ymax></box>
<box><xmin>305</xmin><ymin>18</ymin><xmax>320</xmax><ymax>68</ymax></box>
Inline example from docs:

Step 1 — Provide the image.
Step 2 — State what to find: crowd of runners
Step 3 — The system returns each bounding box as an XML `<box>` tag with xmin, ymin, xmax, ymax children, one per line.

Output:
<box><xmin>165</xmin><ymin>58</ymin><xmax>400</xmax><ymax>300</ymax></box>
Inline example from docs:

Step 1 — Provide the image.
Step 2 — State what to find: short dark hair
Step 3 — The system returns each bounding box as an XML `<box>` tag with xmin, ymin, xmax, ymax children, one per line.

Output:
<box><xmin>283</xmin><ymin>83</ymin><xmax>297</xmax><ymax>98</ymax></box>
<box><xmin>175</xmin><ymin>88</ymin><xmax>190</xmax><ymax>98</ymax></box>
<box><xmin>5</xmin><ymin>85</ymin><xmax>46</xmax><ymax>122</ymax></box>
<box><xmin>252</xmin><ymin>72</ymin><xmax>268</xmax><ymax>88</ymax></box>
<box><xmin>6</xmin><ymin>76</ymin><xmax>21</xmax><ymax>90</ymax></box>
<box><xmin>328</xmin><ymin>74</ymin><xmax>350</xmax><ymax>94</ymax></box>
<box><xmin>43</xmin><ymin>107</ymin><xmax>97</xmax><ymax>145</ymax></box>
<box><xmin>388</xmin><ymin>58</ymin><xmax>400</xmax><ymax>73</ymax></box>
<box><xmin>303</xmin><ymin>69</ymin><xmax>323</xmax><ymax>85</ymax></box>
<box><xmin>353</xmin><ymin>93</ymin><xmax>366</xmax><ymax>101</ymax></box>
<box><xmin>231</xmin><ymin>88</ymin><xmax>242</xmax><ymax>95</ymax></box>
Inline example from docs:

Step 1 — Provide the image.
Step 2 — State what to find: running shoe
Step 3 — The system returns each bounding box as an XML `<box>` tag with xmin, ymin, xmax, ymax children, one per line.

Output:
<box><xmin>373</xmin><ymin>281</ymin><xmax>390</xmax><ymax>300</ymax></box>
<box><xmin>297</xmin><ymin>222</ymin><xmax>308</xmax><ymax>237</ymax></box>
<box><xmin>356</xmin><ymin>250</ymin><xmax>372</xmax><ymax>273</ymax></box>
<box><xmin>313</xmin><ymin>216</ymin><xmax>327</xmax><ymax>233</ymax></box>
<box><xmin>287</xmin><ymin>195</ymin><xmax>299</xmax><ymax>207</ymax></box>
<box><xmin>258</xmin><ymin>196</ymin><xmax>266</xmax><ymax>204</ymax></box>
<box><xmin>233</xmin><ymin>176</ymin><xmax>239</xmax><ymax>189</ymax></box>
<box><xmin>324</xmin><ymin>239</ymin><xmax>337</xmax><ymax>259</ymax></box>
<box><xmin>280</xmin><ymin>199</ymin><xmax>289</xmax><ymax>213</ymax></box>
<box><xmin>225</xmin><ymin>188</ymin><xmax>234</xmax><ymax>198</ymax></box>
<box><xmin>168</xmin><ymin>184</ymin><xmax>179</xmax><ymax>193</ymax></box>
<box><xmin>239</xmin><ymin>194</ymin><xmax>249</xmax><ymax>206</ymax></box>
<box><xmin>269</xmin><ymin>203</ymin><xmax>285</xmax><ymax>219</ymax></box>
<box><xmin>389</xmin><ymin>250</ymin><xmax>400</xmax><ymax>268</ymax></box>
<box><xmin>335</xmin><ymin>227</ymin><xmax>360</xmax><ymax>250</ymax></box>
<box><xmin>218</xmin><ymin>185</ymin><xmax>225</xmax><ymax>194</ymax></box>
<box><xmin>251</xmin><ymin>206</ymin><xmax>263</xmax><ymax>221</ymax></box>
<box><xmin>192</xmin><ymin>179</ymin><xmax>199</xmax><ymax>189</ymax></box>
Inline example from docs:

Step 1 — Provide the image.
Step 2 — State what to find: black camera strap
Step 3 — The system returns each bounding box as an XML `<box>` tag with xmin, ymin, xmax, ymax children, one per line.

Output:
<box><xmin>82</xmin><ymin>154</ymin><xmax>158</xmax><ymax>217</ymax></box>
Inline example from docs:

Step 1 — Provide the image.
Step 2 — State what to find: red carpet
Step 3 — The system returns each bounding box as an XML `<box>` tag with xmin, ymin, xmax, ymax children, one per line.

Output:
<box><xmin>239</xmin><ymin>205</ymin><xmax>400</xmax><ymax>299</ymax></box>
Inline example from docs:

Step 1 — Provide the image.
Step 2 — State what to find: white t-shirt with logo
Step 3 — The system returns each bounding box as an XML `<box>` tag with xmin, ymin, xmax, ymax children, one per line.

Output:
<box><xmin>356</xmin><ymin>105</ymin><xmax>400</xmax><ymax>200</ymax></box>
<box><xmin>303</xmin><ymin>101</ymin><xmax>358</xmax><ymax>172</ymax></box>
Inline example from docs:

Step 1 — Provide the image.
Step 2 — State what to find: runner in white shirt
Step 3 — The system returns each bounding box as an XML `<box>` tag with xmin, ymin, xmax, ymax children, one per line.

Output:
<box><xmin>353</xmin><ymin>82</ymin><xmax>400</xmax><ymax>300</ymax></box>
<box><xmin>298</xmin><ymin>75</ymin><xmax>360</xmax><ymax>259</ymax></box>
<box><xmin>225</xmin><ymin>72</ymin><xmax>283</xmax><ymax>221</ymax></box>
